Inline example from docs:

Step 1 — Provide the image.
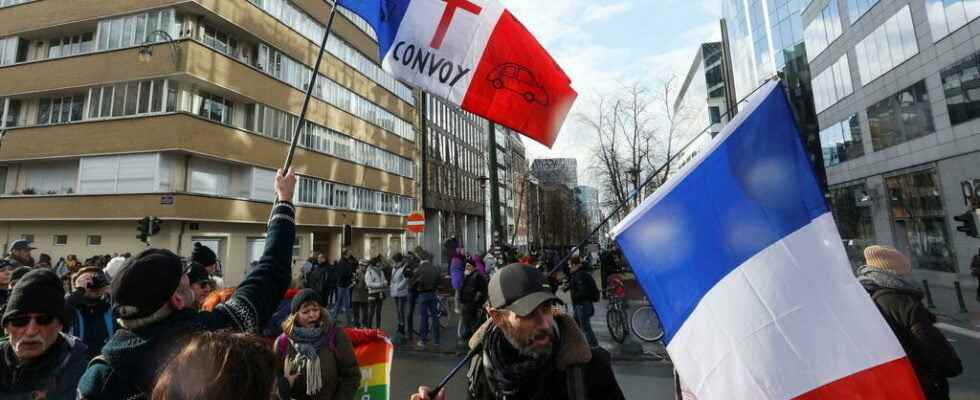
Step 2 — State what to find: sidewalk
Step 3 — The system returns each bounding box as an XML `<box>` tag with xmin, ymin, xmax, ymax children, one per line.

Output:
<box><xmin>921</xmin><ymin>281</ymin><xmax>980</xmax><ymax>331</ymax></box>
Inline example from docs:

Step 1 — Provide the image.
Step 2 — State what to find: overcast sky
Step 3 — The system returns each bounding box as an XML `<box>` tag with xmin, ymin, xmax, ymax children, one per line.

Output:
<box><xmin>499</xmin><ymin>0</ymin><xmax>723</xmax><ymax>187</ymax></box>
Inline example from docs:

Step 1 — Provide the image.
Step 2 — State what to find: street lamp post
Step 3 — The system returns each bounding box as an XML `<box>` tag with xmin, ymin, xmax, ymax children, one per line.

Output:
<box><xmin>137</xmin><ymin>30</ymin><xmax>180</xmax><ymax>70</ymax></box>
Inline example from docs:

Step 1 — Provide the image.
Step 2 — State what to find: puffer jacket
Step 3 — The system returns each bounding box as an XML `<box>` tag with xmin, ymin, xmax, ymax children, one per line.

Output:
<box><xmin>390</xmin><ymin>263</ymin><xmax>411</xmax><ymax>298</ymax></box>
<box><xmin>0</xmin><ymin>333</ymin><xmax>88</xmax><ymax>400</ymax></box>
<box><xmin>365</xmin><ymin>265</ymin><xmax>387</xmax><ymax>295</ymax></box>
<box><xmin>859</xmin><ymin>268</ymin><xmax>962</xmax><ymax>400</ymax></box>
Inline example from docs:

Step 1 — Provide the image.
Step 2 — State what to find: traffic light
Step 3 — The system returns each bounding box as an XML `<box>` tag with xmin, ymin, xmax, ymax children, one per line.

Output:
<box><xmin>136</xmin><ymin>217</ymin><xmax>151</xmax><ymax>243</ymax></box>
<box><xmin>954</xmin><ymin>211</ymin><xmax>979</xmax><ymax>238</ymax></box>
<box><xmin>150</xmin><ymin>217</ymin><xmax>162</xmax><ymax>235</ymax></box>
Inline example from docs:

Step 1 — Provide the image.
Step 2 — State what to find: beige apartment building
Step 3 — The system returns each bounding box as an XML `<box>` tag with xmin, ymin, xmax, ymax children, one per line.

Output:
<box><xmin>0</xmin><ymin>0</ymin><xmax>419</xmax><ymax>285</ymax></box>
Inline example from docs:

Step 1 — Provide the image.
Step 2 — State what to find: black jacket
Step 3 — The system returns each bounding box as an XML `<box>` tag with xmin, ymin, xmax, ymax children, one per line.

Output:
<box><xmin>466</xmin><ymin>314</ymin><xmax>624</xmax><ymax>400</ymax></box>
<box><xmin>864</xmin><ymin>283</ymin><xmax>963</xmax><ymax>400</ymax></box>
<box><xmin>568</xmin><ymin>269</ymin><xmax>599</xmax><ymax>305</ymax></box>
<box><xmin>459</xmin><ymin>272</ymin><xmax>488</xmax><ymax>306</ymax></box>
<box><xmin>324</xmin><ymin>263</ymin><xmax>339</xmax><ymax>288</ymax></box>
<box><xmin>0</xmin><ymin>333</ymin><xmax>88</xmax><ymax>400</ymax></box>
<box><xmin>76</xmin><ymin>201</ymin><xmax>297</xmax><ymax>400</ymax></box>
<box><xmin>64</xmin><ymin>293</ymin><xmax>118</xmax><ymax>361</ymax></box>
<box><xmin>335</xmin><ymin>257</ymin><xmax>355</xmax><ymax>288</ymax></box>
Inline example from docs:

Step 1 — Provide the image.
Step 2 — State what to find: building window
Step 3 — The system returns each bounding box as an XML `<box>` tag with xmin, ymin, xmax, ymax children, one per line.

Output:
<box><xmin>820</xmin><ymin>114</ymin><xmax>864</xmax><ymax>167</ymax></box>
<box><xmin>804</xmin><ymin>0</ymin><xmax>843</xmax><ymax>60</ymax></box>
<box><xmin>47</xmin><ymin>33</ymin><xmax>94</xmax><ymax>59</ymax></box>
<box><xmin>198</xmin><ymin>93</ymin><xmax>233</xmax><ymax>125</ymax></box>
<box><xmin>854</xmin><ymin>6</ymin><xmax>917</xmax><ymax>85</ymax></box>
<box><xmin>813</xmin><ymin>55</ymin><xmax>853</xmax><ymax>112</ymax></box>
<box><xmin>927</xmin><ymin>0</ymin><xmax>980</xmax><ymax>41</ymax></box>
<box><xmin>79</xmin><ymin>153</ymin><xmax>162</xmax><ymax>194</ymax></box>
<box><xmin>54</xmin><ymin>235</ymin><xmax>68</xmax><ymax>246</ymax></box>
<box><xmin>37</xmin><ymin>95</ymin><xmax>85</xmax><ymax>125</ymax></box>
<box><xmin>867</xmin><ymin>80</ymin><xmax>935</xmax><ymax>151</ymax></box>
<box><xmin>96</xmin><ymin>9</ymin><xmax>176</xmax><ymax>52</ymax></box>
<box><xmin>88</xmin><ymin>79</ymin><xmax>174</xmax><ymax>119</ymax></box>
<box><xmin>886</xmin><ymin>168</ymin><xmax>956</xmax><ymax>272</ymax></box>
<box><xmin>0</xmin><ymin>36</ymin><xmax>19</xmax><ymax>66</ymax></box>
<box><xmin>846</xmin><ymin>0</ymin><xmax>880</xmax><ymax>24</ymax></box>
<box><xmin>87</xmin><ymin>235</ymin><xmax>102</xmax><ymax>246</ymax></box>
<box><xmin>940</xmin><ymin>50</ymin><xmax>980</xmax><ymax>126</ymax></box>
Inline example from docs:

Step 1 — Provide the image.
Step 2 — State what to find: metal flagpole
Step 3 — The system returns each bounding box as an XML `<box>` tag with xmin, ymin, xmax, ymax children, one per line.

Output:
<box><xmin>281</xmin><ymin>0</ymin><xmax>341</xmax><ymax>174</ymax></box>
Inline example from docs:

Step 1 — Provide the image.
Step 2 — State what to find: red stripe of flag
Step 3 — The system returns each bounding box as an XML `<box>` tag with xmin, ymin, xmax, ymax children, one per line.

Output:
<box><xmin>461</xmin><ymin>10</ymin><xmax>576</xmax><ymax>148</ymax></box>
<box><xmin>794</xmin><ymin>357</ymin><xmax>924</xmax><ymax>400</ymax></box>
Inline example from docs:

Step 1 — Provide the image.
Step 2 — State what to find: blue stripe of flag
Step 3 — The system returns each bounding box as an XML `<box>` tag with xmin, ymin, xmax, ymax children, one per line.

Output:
<box><xmin>336</xmin><ymin>0</ymin><xmax>412</xmax><ymax>57</ymax></box>
<box><xmin>613</xmin><ymin>83</ymin><xmax>828</xmax><ymax>344</ymax></box>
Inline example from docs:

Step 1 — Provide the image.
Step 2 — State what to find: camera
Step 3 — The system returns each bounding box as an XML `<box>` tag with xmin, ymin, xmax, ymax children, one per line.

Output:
<box><xmin>86</xmin><ymin>272</ymin><xmax>110</xmax><ymax>290</ymax></box>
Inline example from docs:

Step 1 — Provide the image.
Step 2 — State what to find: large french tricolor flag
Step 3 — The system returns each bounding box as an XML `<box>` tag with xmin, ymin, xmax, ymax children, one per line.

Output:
<box><xmin>336</xmin><ymin>0</ymin><xmax>576</xmax><ymax>147</ymax></box>
<box><xmin>611</xmin><ymin>81</ymin><xmax>924</xmax><ymax>399</ymax></box>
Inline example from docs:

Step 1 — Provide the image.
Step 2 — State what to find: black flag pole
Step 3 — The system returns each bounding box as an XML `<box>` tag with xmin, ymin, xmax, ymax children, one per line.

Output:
<box><xmin>281</xmin><ymin>0</ymin><xmax>341</xmax><ymax>174</ymax></box>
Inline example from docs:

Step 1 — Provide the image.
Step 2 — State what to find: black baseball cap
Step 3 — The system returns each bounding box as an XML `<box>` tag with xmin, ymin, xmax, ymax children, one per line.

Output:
<box><xmin>8</xmin><ymin>239</ymin><xmax>35</xmax><ymax>252</ymax></box>
<box><xmin>488</xmin><ymin>263</ymin><xmax>562</xmax><ymax>317</ymax></box>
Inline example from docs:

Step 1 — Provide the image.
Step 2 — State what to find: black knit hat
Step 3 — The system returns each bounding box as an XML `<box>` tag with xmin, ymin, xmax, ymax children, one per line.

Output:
<box><xmin>290</xmin><ymin>289</ymin><xmax>322</xmax><ymax>314</ymax></box>
<box><xmin>111</xmin><ymin>248</ymin><xmax>185</xmax><ymax>320</ymax></box>
<box><xmin>192</xmin><ymin>243</ymin><xmax>217</xmax><ymax>267</ymax></box>
<box><xmin>2</xmin><ymin>269</ymin><xmax>67</xmax><ymax>325</ymax></box>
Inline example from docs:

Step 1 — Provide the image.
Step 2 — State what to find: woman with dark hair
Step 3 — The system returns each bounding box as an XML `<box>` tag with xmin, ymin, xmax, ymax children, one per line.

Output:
<box><xmin>151</xmin><ymin>331</ymin><xmax>279</xmax><ymax>400</ymax></box>
<box><xmin>275</xmin><ymin>289</ymin><xmax>361</xmax><ymax>400</ymax></box>
<box><xmin>35</xmin><ymin>253</ymin><xmax>52</xmax><ymax>269</ymax></box>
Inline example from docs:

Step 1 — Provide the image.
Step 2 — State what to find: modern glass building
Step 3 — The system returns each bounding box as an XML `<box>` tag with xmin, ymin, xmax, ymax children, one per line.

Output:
<box><xmin>0</xmin><ymin>0</ymin><xmax>419</xmax><ymax>282</ymax></box>
<box><xmin>723</xmin><ymin>0</ymin><xmax>827</xmax><ymax>188</ymax></box>
<box><xmin>803</xmin><ymin>0</ymin><xmax>980</xmax><ymax>283</ymax></box>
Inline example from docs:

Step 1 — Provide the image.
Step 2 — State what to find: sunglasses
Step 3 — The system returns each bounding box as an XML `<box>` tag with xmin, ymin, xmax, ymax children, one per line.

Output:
<box><xmin>5</xmin><ymin>314</ymin><xmax>56</xmax><ymax>328</ymax></box>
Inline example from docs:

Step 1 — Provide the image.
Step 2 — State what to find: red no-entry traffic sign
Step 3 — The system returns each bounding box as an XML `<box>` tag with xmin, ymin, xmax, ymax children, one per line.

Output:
<box><xmin>406</xmin><ymin>212</ymin><xmax>425</xmax><ymax>233</ymax></box>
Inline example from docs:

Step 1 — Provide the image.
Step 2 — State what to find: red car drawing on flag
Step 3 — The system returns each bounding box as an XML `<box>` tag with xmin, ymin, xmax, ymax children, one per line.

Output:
<box><xmin>487</xmin><ymin>63</ymin><xmax>550</xmax><ymax>105</ymax></box>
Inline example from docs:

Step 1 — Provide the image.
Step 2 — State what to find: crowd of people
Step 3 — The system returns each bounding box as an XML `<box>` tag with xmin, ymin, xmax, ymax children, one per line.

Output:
<box><xmin>0</xmin><ymin>167</ymin><xmax>967</xmax><ymax>400</ymax></box>
<box><xmin>0</xmin><ymin>169</ymin><xmax>628</xmax><ymax>400</ymax></box>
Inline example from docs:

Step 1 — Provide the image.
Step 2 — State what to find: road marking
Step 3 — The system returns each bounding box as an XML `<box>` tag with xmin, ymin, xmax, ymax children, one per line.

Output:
<box><xmin>935</xmin><ymin>322</ymin><xmax>980</xmax><ymax>340</ymax></box>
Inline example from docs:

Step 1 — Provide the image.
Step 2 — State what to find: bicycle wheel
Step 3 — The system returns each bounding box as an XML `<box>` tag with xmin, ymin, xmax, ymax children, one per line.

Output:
<box><xmin>630</xmin><ymin>305</ymin><xmax>664</xmax><ymax>342</ymax></box>
<box><xmin>606</xmin><ymin>308</ymin><xmax>628</xmax><ymax>344</ymax></box>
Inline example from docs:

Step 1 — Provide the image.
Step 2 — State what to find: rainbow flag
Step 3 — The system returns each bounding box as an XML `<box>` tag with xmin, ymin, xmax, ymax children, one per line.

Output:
<box><xmin>346</xmin><ymin>329</ymin><xmax>393</xmax><ymax>400</ymax></box>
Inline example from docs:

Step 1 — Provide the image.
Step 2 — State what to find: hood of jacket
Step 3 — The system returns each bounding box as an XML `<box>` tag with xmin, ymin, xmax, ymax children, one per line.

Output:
<box><xmin>469</xmin><ymin>313</ymin><xmax>591</xmax><ymax>371</ymax></box>
<box><xmin>99</xmin><ymin>310</ymin><xmax>206</xmax><ymax>391</ymax></box>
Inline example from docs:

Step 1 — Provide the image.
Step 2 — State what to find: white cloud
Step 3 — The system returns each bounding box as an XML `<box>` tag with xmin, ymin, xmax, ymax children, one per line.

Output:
<box><xmin>582</xmin><ymin>2</ymin><xmax>634</xmax><ymax>23</ymax></box>
<box><xmin>495</xmin><ymin>1</ymin><xmax>722</xmax><ymax>188</ymax></box>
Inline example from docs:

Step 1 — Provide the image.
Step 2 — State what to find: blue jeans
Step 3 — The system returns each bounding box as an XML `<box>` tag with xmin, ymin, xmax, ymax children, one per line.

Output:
<box><xmin>417</xmin><ymin>292</ymin><xmax>440</xmax><ymax>344</ymax></box>
<box><xmin>573</xmin><ymin>303</ymin><xmax>598</xmax><ymax>347</ymax></box>
<box><xmin>333</xmin><ymin>287</ymin><xmax>351</xmax><ymax>324</ymax></box>
<box><xmin>394</xmin><ymin>296</ymin><xmax>409</xmax><ymax>334</ymax></box>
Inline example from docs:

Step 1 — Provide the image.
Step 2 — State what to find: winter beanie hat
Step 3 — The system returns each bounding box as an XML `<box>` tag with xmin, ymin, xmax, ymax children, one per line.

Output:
<box><xmin>111</xmin><ymin>248</ymin><xmax>184</xmax><ymax>320</ymax></box>
<box><xmin>864</xmin><ymin>245</ymin><xmax>912</xmax><ymax>275</ymax></box>
<box><xmin>2</xmin><ymin>269</ymin><xmax>67</xmax><ymax>325</ymax></box>
<box><xmin>192</xmin><ymin>242</ymin><xmax>218</xmax><ymax>266</ymax></box>
<box><xmin>291</xmin><ymin>289</ymin><xmax>322</xmax><ymax>314</ymax></box>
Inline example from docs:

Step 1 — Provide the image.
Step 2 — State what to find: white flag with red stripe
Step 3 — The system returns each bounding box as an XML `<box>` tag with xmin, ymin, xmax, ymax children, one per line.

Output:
<box><xmin>338</xmin><ymin>0</ymin><xmax>576</xmax><ymax>148</ymax></box>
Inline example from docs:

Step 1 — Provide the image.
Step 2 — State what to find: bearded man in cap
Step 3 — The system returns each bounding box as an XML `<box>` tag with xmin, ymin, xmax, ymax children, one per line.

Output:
<box><xmin>0</xmin><ymin>269</ymin><xmax>89</xmax><ymax>399</ymax></box>
<box><xmin>412</xmin><ymin>263</ymin><xmax>625</xmax><ymax>400</ymax></box>
<box><xmin>186</xmin><ymin>263</ymin><xmax>215</xmax><ymax>310</ymax></box>
<box><xmin>858</xmin><ymin>245</ymin><xmax>962</xmax><ymax>400</ymax></box>
<box><xmin>77</xmin><ymin>168</ymin><xmax>297</xmax><ymax>400</ymax></box>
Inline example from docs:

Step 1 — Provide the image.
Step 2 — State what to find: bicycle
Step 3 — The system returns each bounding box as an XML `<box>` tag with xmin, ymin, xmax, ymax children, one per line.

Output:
<box><xmin>605</xmin><ymin>277</ymin><xmax>629</xmax><ymax>344</ymax></box>
<box><xmin>630</xmin><ymin>304</ymin><xmax>664</xmax><ymax>343</ymax></box>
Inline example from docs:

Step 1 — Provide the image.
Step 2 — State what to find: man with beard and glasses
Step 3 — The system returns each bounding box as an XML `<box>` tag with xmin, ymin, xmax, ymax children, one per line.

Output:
<box><xmin>4</xmin><ymin>240</ymin><xmax>36</xmax><ymax>269</ymax></box>
<box><xmin>77</xmin><ymin>168</ymin><xmax>298</xmax><ymax>400</ymax></box>
<box><xmin>0</xmin><ymin>269</ymin><xmax>89</xmax><ymax>399</ymax></box>
<box><xmin>412</xmin><ymin>264</ymin><xmax>625</xmax><ymax>400</ymax></box>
